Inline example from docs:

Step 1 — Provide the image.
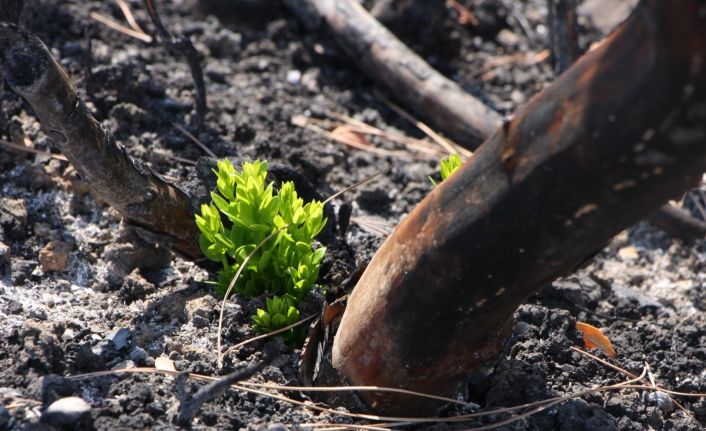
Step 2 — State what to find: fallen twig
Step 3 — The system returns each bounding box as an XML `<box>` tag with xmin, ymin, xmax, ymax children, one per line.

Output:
<box><xmin>143</xmin><ymin>0</ymin><xmax>207</xmax><ymax>125</ymax></box>
<box><xmin>548</xmin><ymin>0</ymin><xmax>580</xmax><ymax>74</ymax></box>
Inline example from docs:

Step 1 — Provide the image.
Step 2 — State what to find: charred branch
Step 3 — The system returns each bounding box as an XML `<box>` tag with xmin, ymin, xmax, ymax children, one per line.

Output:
<box><xmin>0</xmin><ymin>24</ymin><xmax>202</xmax><ymax>258</ymax></box>
<box><xmin>143</xmin><ymin>0</ymin><xmax>207</xmax><ymax>126</ymax></box>
<box><xmin>286</xmin><ymin>0</ymin><xmax>502</xmax><ymax>149</ymax></box>
<box><xmin>648</xmin><ymin>204</ymin><xmax>706</xmax><ymax>241</ymax></box>
<box><xmin>548</xmin><ymin>0</ymin><xmax>580</xmax><ymax>74</ymax></box>
<box><xmin>331</xmin><ymin>0</ymin><xmax>706</xmax><ymax>415</ymax></box>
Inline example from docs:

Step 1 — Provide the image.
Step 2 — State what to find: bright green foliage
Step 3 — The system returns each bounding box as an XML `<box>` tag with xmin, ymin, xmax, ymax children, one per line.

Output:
<box><xmin>195</xmin><ymin>159</ymin><xmax>327</xmax><ymax>341</ymax></box>
<box><xmin>430</xmin><ymin>153</ymin><xmax>463</xmax><ymax>186</ymax></box>
<box><xmin>251</xmin><ymin>294</ymin><xmax>305</xmax><ymax>344</ymax></box>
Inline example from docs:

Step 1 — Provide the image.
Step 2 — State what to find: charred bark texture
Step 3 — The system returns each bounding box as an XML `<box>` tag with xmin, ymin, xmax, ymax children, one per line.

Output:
<box><xmin>286</xmin><ymin>0</ymin><xmax>502</xmax><ymax>148</ymax></box>
<box><xmin>0</xmin><ymin>24</ymin><xmax>202</xmax><ymax>258</ymax></box>
<box><xmin>332</xmin><ymin>0</ymin><xmax>706</xmax><ymax>415</ymax></box>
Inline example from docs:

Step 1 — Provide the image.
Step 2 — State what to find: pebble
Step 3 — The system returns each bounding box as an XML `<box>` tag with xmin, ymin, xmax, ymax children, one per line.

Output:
<box><xmin>41</xmin><ymin>396</ymin><xmax>91</xmax><ymax>427</ymax></box>
<box><xmin>129</xmin><ymin>347</ymin><xmax>150</xmax><ymax>366</ymax></box>
<box><xmin>38</xmin><ymin>241</ymin><xmax>72</xmax><ymax>272</ymax></box>
<box><xmin>286</xmin><ymin>69</ymin><xmax>302</xmax><ymax>84</ymax></box>
<box><xmin>106</xmin><ymin>327</ymin><xmax>131</xmax><ymax>351</ymax></box>
<box><xmin>0</xmin><ymin>198</ymin><xmax>27</xmax><ymax>240</ymax></box>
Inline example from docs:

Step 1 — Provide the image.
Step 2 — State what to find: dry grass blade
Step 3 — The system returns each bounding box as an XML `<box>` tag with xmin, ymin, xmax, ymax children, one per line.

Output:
<box><xmin>172</xmin><ymin>121</ymin><xmax>217</xmax><ymax>158</ymax></box>
<box><xmin>238</xmin><ymin>382</ymin><xmax>479</xmax><ymax>408</ymax></box>
<box><xmin>476</xmin><ymin>49</ymin><xmax>550</xmax><ymax>81</ymax></box>
<box><xmin>376</xmin><ymin>94</ymin><xmax>471</xmax><ymax>158</ymax></box>
<box><xmin>447</xmin><ymin>0</ymin><xmax>480</xmax><ymax>26</ymax></box>
<box><xmin>68</xmin><ymin>359</ymin><xmax>706</xmax><ymax>430</ymax></box>
<box><xmin>89</xmin><ymin>11</ymin><xmax>153</xmax><ymax>43</ymax></box>
<box><xmin>324</xmin><ymin>111</ymin><xmax>445</xmax><ymax>158</ymax></box>
<box><xmin>216</xmin><ymin>226</ymin><xmax>289</xmax><ymax>369</ymax></box>
<box><xmin>115</xmin><ymin>0</ymin><xmax>148</xmax><ymax>35</ymax></box>
<box><xmin>292</xmin><ymin>115</ymin><xmax>424</xmax><ymax>160</ymax></box>
<box><xmin>350</xmin><ymin>216</ymin><xmax>394</xmax><ymax>237</ymax></box>
<box><xmin>323</xmin><ymin>172</ymin><xmax>382</xmax><ymax>205</ymax></box>
<box><xmin>221</xmin><ymin>314</ymin><xmax>317</xmax><ymax>359</ymax></box>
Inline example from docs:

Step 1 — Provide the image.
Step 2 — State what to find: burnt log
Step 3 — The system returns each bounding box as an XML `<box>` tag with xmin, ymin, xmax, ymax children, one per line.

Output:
<box><xmin>286</xmin><ymin>0</ymin><xmax>502</xmax><ymax>148</ymax></box>
<box><xmin>331</xmin><ymin>0</ymin><xmax>706</xmax><ymax>415</ymax></box>
<box><xmin>0</xmin><ymin>24</ymin><xmax>202</xmax><ymax>258</ymax></box>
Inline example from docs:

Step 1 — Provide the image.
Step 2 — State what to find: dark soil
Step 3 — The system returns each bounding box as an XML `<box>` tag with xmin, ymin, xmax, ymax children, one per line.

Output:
<box><xmin>1</xmin><ymin>0</ymin><xmax>705</xmax><ymax>430</ymax></box>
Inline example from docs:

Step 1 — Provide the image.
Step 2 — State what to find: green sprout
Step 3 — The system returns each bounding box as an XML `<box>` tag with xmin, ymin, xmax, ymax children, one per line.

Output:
<box><xmin>195</xmin><ymin>159</ymin><xmax>327</xmax><ymax>343</ymax></box>
<box><xmin>430</xmin><ymin>153</ymin><xmax>462</xmax><ymax>186</ymax></box>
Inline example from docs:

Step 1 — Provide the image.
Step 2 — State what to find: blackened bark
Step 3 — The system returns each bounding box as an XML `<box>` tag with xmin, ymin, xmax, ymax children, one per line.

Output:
<box><xmin>332</xmin><ymin>0</ymin><xmax>706</xmax><ymax>415</ymax></box>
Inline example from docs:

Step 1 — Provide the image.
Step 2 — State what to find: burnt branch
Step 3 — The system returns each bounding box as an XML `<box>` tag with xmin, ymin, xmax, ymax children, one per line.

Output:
<box><xmin>0</xmin><ymin>24</ymin><xmax>201</xmax><ymax>258</ymax></box>
<box><xmin>548</xmin><ymin>0</ymin><xmax>580</xmax><ymax>74</ymax></box>
<box><xmin>331</xmin><ymin>0</ymin><xmax>706</xmax><ymax>415</ymax></box>
<box><xmin>648</xmin><ymin>204</ymin><xmax>706</xmax><ymax>241</ymax></box>
<box><xmin>143</xmin><ymin>0</ymin><xmax>207</xmax><ymax>126</ymax></box>
<box><xmin>286</xmin><ymin>0</ymin><xmax>502</xmax><ymax>149</ymax></box>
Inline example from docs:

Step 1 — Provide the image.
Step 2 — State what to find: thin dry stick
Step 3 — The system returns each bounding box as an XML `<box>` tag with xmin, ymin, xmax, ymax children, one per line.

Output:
<box><xmin>89</xmin><ymin>11</ymin><xmax>153</xmax><ymax>43</ymax></box>
<box><xmin>377</xmin><ymin>94</ymin><xmax>471</xmax><ymax>158</ymax></box>
<box><xmin>323</xmin><ymin>172</ymin><xmax>382</xmax><ymax>205</ymax></box>
<box><xmin>69</xmin><ymin>363</ymin><xmax>706</xmax><ymax>429</ymax></box>
<box><xmin>297</xmin><ymin>119</ymin><xmax>416</xmax><ymax>160</ymax></box>
<box><xmin>115</xmin><ymin>0</ymin><xmax>148</xmax><ymax>35</ymax></box>
<box><xmin>239</xmin><ymin>382</ymin><xmax>479</xmax><ymax>408</ymax></box>
<box><xmin>0</xmin><ymin>139</ymin><xmax>68</xmax><ymax>161</ymax></box>
<box><xmin>172</xmin><ymin>121</ymin><xmax>217</xmax><ymax>158</ymax></box>
<box><xmin>220</xmin><ymin>314</ymin><xmax>317</xmax><ymax>359</ymax></box>
<box><xmin>324</xmin><ymin>111</ymin><xmax>445</xmax><ymax>158</ymax></box>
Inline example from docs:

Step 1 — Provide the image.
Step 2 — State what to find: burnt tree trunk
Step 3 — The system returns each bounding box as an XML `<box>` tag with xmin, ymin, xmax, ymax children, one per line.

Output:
<box><xmin>332</xmin><ymin>0</ymin><xmax>706</xmax><ymax>415</ymax></box>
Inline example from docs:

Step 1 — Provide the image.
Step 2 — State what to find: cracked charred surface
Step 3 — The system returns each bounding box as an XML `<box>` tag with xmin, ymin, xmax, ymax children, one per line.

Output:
<box><xmin>0</xmin><ymin>25</ymin><xmax>201</xmax><ymax>259</ymax></box>
<box><xmin>331</xmin><ymin>0</ymin><xmax>706</xmax><ymax>415</ymax></box>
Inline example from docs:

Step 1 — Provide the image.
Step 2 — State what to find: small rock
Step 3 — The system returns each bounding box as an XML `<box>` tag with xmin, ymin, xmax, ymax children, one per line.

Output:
<box><xmin>0</xmin><ymin>241</ymin><xmax>10</xmax><ymax>268</ymax></box>
<box><xmin>0</xmin><ymin>404</ymin><xmax>9</xmax><ymax>429</ymax></box>
<box><xmin>40</xmin><ymin>375</ymin><xmax>77</xmax><ymax>405</ymax></box>
<box><xmin>129</xmin><ymin>347</ymin><xmax>150</xmax><ymax>366</ymax></box>
<box><xmin>496</xmin><ymin>28</ymin><xmax>520</xmax><ymax>47</ymax></box>
<box><xmin>102</xmin><ymin>229</ymin><xmax>172</xmax><ymax>286</ymax></box>
<box><xmin>119</xmin><ymin>269</ymin><xmax>156</xmax><ymax>302</ymax></box>
<box><xmin>41</xmin><ymin>396</ymin><xmax>91</xmax><ymax>428</ymax></box>
<box><xmin>648</xmin><ymin>391</ymin><xmax>675</xmax><ymax>415</ymax></box>
<box><xmin>38</xmin><ymin>241</ymin><xmax>72</xmax><ymax>272</ymax></box>
<box><xmin>111</xmin><ymin>359</ymin><xmax>135</xmax><ymax>370</ymax></box>
<box><xmin>618</xmin><ymin>245</ymin><xmax>639</xmax><ymax>260</ymax></box>
<box><xmin>192</xmin><ymin>314</ymin><xmax>210</xmax><ymax>328</ymax></box>
<box><xmin>185</xmin><ymin>295</ymin><xmax>217</xmax><ymax>322</ymax></box>
<box><xmin>0</xmin><ymin>198</ymin><xmax>27</xmax><ymax>240</ymax></box>
<box><xmin>286</xmin><ymin>69</ymin><xmax>301</xmax><ymax>84</ymax></box>
<box><xmin>106</xmin><ymin>327</ymin><xmax>131</xmax><ymax>351</ymax></box>
<box><xmin>11</xmin><ymin>258</ymin><xmax>36</xmax><ymax>284</ymax></box>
